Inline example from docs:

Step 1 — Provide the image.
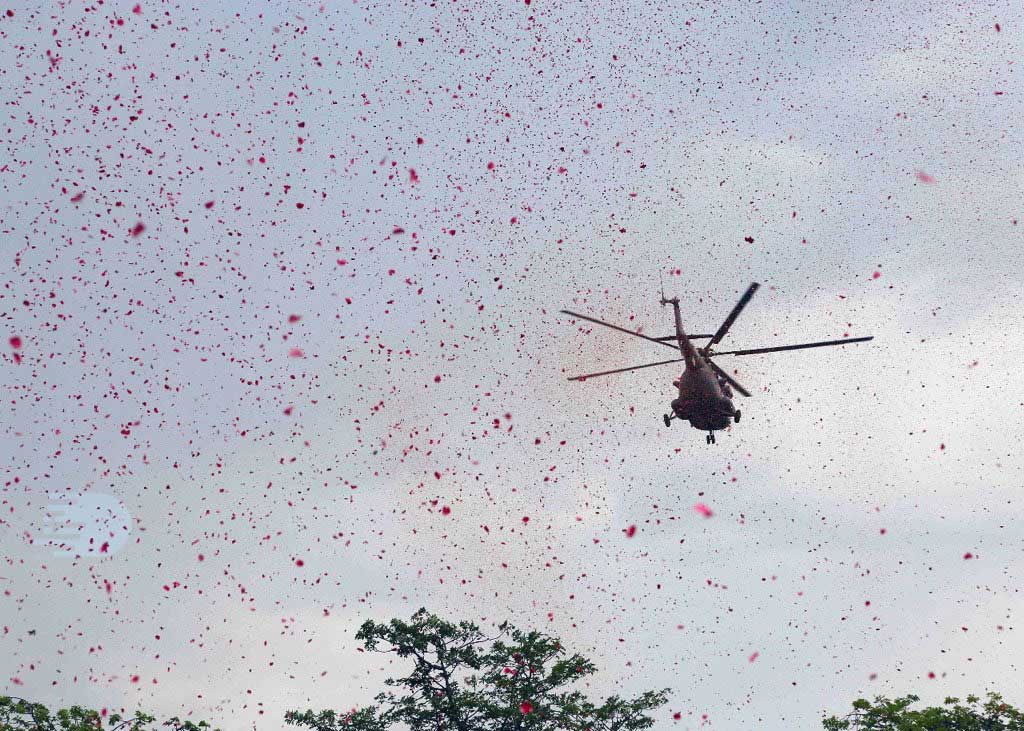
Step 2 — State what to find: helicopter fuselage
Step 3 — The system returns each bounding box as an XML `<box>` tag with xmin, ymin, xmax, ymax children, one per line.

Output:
<box><xmin>663</xmin><ymin>295</ymin><xmax>737</xmax><ymax>433</ymax></box>
<box><xmin>672</xmin><ymin>359</ymin><xmax>736</xmax><ymax>432</ymax></box>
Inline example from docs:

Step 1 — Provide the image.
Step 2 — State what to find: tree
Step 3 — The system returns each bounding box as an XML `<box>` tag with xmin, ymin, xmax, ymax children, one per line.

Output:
<box><xmin>0</xmin><ymin>696</ymin><xmax>216</xmax><ymax>731</ymax></box>
<box><xmin>823</xmin><ymin>692</ymin><xmax>1024</xmax><ymax>730</ymax></box>
<box><xmin>2</xmin><ymin>611</ymin><xmax>666</xmax><ymax>731</ymax></box>
<box><xmin>285</xmin><ymin>608</ymin><xmax>669</xmax><ymax>731</ymax></box>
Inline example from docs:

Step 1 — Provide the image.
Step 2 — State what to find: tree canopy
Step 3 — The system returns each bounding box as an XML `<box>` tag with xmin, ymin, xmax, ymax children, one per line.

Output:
<box><xmin>823</xmin><ymin>692</ymin><xmax>1024</xmax><ymax>730</ymax></box>
<box><xmin>0</xmin><ymin>696</ymin><xmax>215</xmax><ymax>731</ymax></box>
<box><xmin>3</xmin><ymin>609</ymin><xmax>667</xmax><ymax>731</ymax></box>
<box><xmin>286</xmin><ymin>608</ymin><xmax>668</xmax><ymax>731</ymax></box>
<box><xmin>7</xmin><ymin>678</ymin><xmax>1024</xmax><ymax>731</ymax></box>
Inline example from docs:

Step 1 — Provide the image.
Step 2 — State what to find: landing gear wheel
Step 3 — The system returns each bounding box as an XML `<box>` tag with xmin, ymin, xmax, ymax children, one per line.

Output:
<box><xmin>706</xmin><ymin>434</ymin><xmax>712</xmax><ymax>444</ymax></box>
<box><xmin>663</xmin><ymin>414</ymin><xmax>672</xmax><ymax>428</ymax></box>
<box><xmin>734</xmin><ymin>410</ymin><xmax>741</xmax><ymax>423</ymax></box>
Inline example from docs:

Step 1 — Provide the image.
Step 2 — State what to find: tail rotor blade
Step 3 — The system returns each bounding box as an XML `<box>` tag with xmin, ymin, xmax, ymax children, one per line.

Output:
<box><xmin>566</xmin><ymin>357</ymin><xmax>685</xmax><ymax>382</ymax></box>
<box><xmin>706</xmin><ymin>359</ymin><xmax>752</xmax><ymax>398</ymax></box>
<box><xmin>708</xmin><ymin>282</ymin><xmax>760</xmax><ymax>348</ymax></box>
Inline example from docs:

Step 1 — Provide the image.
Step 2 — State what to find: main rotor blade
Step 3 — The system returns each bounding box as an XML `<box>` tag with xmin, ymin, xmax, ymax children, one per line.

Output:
<box><xmin>566</xmin><ymin>358</ymin><xmax>685</xmax><ymax>382</ymax></box>
<box><xmin>706</xmin><ymin>359</ymin><xmax>752</xmax><ymax>398</ymax></box>
<box><xmin>708</xmin><ymin>282</ymin><xmax>760</xmax><ymax>348</ymax></box>
<box><xmin>713</xmin><ymin>336</ymin><xmax>874</xmax><ymax>357</ymax></box>
<box><xmin>653</xmin><ymin>334</ymin><xmax>713</xmax><ymax>341</ymax></box>
<box><xmin>560</xmin><ymin>310</ymin><xmax>679</xmax><ymax>350</ymax></box>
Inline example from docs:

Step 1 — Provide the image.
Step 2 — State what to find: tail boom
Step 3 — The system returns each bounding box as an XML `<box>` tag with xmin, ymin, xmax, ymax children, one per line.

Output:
<box><xmin>661</xmin><ymin>295</ymin><xmax>700</xmax><ymax>369</ymax></box>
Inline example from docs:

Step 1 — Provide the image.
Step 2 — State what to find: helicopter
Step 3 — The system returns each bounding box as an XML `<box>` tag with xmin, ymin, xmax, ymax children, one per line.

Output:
<box><xmin>561</xmin><ymin>282</ymin><xmax>873</xmax><ymax>444</ymax></box>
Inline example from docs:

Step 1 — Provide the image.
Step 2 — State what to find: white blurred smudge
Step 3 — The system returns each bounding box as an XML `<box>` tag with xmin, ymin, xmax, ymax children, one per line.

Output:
<box><xmin>41</xmin><ymin>492</ymin><xmax>133</xmax><ymax>559</ymax></box>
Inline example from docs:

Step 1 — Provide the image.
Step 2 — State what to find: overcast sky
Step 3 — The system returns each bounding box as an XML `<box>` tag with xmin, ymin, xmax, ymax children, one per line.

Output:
<box><xmin>2</xmin><ymin>0</ymin><xmax>1023</xmax><ymax>728</ymax></box>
